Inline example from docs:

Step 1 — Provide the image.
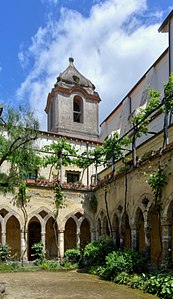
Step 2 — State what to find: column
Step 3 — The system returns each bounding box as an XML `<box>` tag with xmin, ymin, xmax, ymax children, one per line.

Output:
<box><xmin>58</xmin><ymin>230</ymin><xmax>64</xmax><ymax>258</ymax></box>
<box><xmin>144</xmin><ymin>226</ymin><xmax>151</xmax><ymax>261</ymax></box>
<box><xmin>41</xmin><ymin>230</ymin><xmax>46</xmax><ymax>252</ymax></box>
<box><xmin>76</xmin><ymin>227</ymin><xmax>80</xmax><ymax>249</ymax></box>
<box><xmin>131</xmin><ymin>228</ymin><xmax>138</xmax><ymax>251</ymax></box>
<box><xmin>91</xmin><ymin>228</ymin><xmax>96</xmax><ymax>242</ymax></box>
<box><xmin>1</xmin><ymin>230</ymin><xmax>6</xmax><ymax>246</ymax></box>
<box><xmin>20</xmin><ymin>228</ymin><xmax>28</xmax><ymax>261</ymax></box>
<box><xmin>161</xmin><ymin>224</ymin><xmax>172</xmax><ymax>267</ymax></box>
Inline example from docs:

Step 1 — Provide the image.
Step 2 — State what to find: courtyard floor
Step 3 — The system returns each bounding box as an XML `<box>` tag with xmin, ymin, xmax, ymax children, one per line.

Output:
<box><xmin>0</xmin><ymin>271</ymin><xmax>158</xmax><ymax>299</ymax></box>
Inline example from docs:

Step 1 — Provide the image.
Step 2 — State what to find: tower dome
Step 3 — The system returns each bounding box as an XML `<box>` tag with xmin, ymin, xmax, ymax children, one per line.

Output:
<box><xmin>55</xmin><ymin>58</ymin><xmax>95</xmax><ymax>91</ymax></box>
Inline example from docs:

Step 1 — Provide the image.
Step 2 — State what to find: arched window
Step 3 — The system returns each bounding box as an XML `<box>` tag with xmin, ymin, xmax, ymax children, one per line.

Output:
<box><xmin>73</xmin><ymin>96</ymin><xmax>83</xmax><ymax>123</ymax></box>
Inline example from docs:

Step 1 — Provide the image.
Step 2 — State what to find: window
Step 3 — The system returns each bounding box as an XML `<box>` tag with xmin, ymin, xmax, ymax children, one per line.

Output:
<box><xmin>73</xmin><ymin>96</ymin><xmax>83</xmax><ymax>123</ymax></box>
<box><xmin>67</xmin><ymin>172</ymin><xmax>80</xmax><ymax>183</ymax></box>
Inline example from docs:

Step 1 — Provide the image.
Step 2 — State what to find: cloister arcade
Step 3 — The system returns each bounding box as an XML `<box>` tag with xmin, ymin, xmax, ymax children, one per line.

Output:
<box><xmin>95</xmin><ymin>192</ymin><xmax>173</xmax><ymax>266</ymax></box>
<box><xmin>0</xmin><ymin>206</ymin><xmax>93</xmax><ymax>261</ymax></box>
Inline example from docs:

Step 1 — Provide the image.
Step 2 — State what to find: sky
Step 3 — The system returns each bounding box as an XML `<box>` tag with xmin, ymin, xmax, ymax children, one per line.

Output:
<box><xmin>0</xmin><ymin>0</ymin><xmax>173</xmax><ymax>130</ymax></box>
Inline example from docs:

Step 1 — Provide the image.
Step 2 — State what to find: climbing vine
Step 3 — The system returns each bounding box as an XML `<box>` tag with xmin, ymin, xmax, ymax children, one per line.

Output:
<box><xmin>147</xmin><ymin>163</ymin><xmax>168</xmax><ymax>211</ymax></box>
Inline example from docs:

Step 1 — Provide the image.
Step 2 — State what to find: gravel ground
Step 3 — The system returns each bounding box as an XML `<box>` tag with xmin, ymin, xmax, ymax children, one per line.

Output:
<box><xmin>0</xmin><ymin>271</ymin><xmax>158</xmax><ymax>299</ymax></box>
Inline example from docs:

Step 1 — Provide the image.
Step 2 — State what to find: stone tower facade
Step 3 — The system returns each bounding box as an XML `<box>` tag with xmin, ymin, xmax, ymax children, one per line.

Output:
<box><xmin>45</xmin><ymin>58</ymin><xmax>101</xmax><ymax>141</ymax></box>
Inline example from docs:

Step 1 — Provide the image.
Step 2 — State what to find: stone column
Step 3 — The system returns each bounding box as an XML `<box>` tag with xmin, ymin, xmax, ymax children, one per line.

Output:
<box><xmin>161</xmin><ymin>224</ymin><xmax>172</xmax><ymax>267</ymax></box>
<box><xmin>76</xmin><ymin>227</ymin><xmax>80</xmax><ymax>249</ymax></box>
<box><xmin>58</xmin><ymin>230</ymin><xmax>64</xmax><ymax>258</ymax></box>
<box><xmin>1</xmin><ymin>230</ymin><xmax>6</xmax><ymax>246</ymax></box>
<box><xmin>131</xmin><ymin>228</ymin><xmax>139</xmax><ymax>251</ymax></box>
<box><xmin>91</xmin><ymin>228</ymin><xmax>96</xmax><ymax>242</ymax></box>
<box><xmin>20</xmin><ymin>228</ymin><xmax>28</xmax><ymax>261</ymax></box>
<box><xmin>144</xmin><ymin>226</ymin><xmax>151</xmax><ymax>261</ymax></box>
<box><xmin>41</xmin><ymin>231</ymin><xmax>46</xmax><ymax>252</ymax></box>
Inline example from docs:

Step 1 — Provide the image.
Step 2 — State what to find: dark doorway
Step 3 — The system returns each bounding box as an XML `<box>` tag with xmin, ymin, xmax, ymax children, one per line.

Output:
<box><xmin>28</xmin><ymin>219</ymin><xmax>41</xmax><ymax>260</ymax></box>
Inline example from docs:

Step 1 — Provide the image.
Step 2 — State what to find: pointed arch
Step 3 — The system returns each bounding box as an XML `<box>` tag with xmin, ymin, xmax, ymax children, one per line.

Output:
<box><xmin>6</xmin><ymin>215</ymin><xmax>21</xmax><ymax>259</ymax></box>
<box><xmin>64</xmin><ymin>217</ymin><xmax>77</xmax><ymax>251</ymax></box>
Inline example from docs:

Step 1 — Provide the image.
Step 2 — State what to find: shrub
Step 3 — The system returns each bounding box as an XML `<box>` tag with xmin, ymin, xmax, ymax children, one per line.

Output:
<box><xmin>0</xmin><ymin>244</ymin><xmax>11</xmax><ymax>262</ymax></box>
<box><xmin>99</xmin><ymin>249</ymin><xmax>146</xmax><ymax>280</ymax></box>
<box><xmin>31</xmin><ymin>242</ymin><xmax>46</xmax><ymax>265</ymax></box>
<box><xmin>144</xmin><ymin>272</ymin><xmax>173</xmax><ymax>299</ymax></box>
<box><xmin>64</xmin><ymin>249</ymin><xmax>81</xmax><ymax>264</ymax></box>
<box><xmin>82</xmin><ymin>235</ymin><xmax>114</xmax><ymax>268</ymax></box>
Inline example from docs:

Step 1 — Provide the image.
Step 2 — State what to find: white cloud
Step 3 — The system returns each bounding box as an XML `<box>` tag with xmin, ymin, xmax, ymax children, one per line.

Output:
<box><xmin>17</xmin><ymin>0</ymin><xmax>168</xmax><ymax>130</ymax></box>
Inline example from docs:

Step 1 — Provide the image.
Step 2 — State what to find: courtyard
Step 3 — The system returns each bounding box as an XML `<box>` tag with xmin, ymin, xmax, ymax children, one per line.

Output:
<box><xmin>0</xmin><ymin>271</ymin><xmax>158</xmax><ymax>299</ymax></box>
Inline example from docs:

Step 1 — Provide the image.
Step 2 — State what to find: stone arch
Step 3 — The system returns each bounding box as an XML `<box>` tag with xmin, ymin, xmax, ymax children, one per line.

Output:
<box><xmin>134</xmin><ymin>207</ymin><xmax>145</xmax><ymax>252</ymax></box>
<box><xmin>45</xmin><ymin>216</ymin><xmax>58</xmax><ymax>259</ymax></box>
<box><xmin>121</xmin><ymin>212</ymin><xmax>131</xmax><ymax>249</ymax></box>
<box><xmin>64</xmin><ymin>217</ymin><xmax>77</xmax><ymax>251</ymax></box>
<box><xmin>132</xmin><ymin>193</ymin><xmax>153</xmax><ymax>223</ymax></box>
<box><xmin>73</xmin><ymin>95</ymin><xmax>83</xmax><ymax>123</ymax></box>
<box><xmin>60</xmin><ymin>208</ymin><xmax>84</xmax><ymax>231</ymax></box>
<box><xmin>28</xmin><ymin>216</ymin><xmax>41</xmax><ymax>261</ymax></box>
<box><xmin>6</xmin><ymin>215</ymin><xmax>21</xmax><ymax>259</ymax></box>
<box><xmin>163</xmin><ymin>192</ymin><xmax>173</xmax><ymax>218</ymax></box>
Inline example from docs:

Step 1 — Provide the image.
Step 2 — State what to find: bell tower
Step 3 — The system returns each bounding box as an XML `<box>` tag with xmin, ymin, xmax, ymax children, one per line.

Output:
<box><xmin>45</xmin><ymin>58</ymin><xmax>101</xmax><ymax>141</ymax></box>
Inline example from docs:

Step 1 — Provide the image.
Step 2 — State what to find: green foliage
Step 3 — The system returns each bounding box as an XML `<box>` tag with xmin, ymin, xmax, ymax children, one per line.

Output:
<box><xmin>43</xmin><ymin>138</ymin><xmax>77</xmax><ymax>170</ymax></box>
<box><xmin>31</xmin><ymin>242</ymin><xmax>46</xmax><ymax>266</ymax></box>
<box><xmin>144</xmin><ymin>272</ymin><xmax>173</xmax><ymax>299</ymax></box>
<box><xmin>64</xmin><ymin>248</ymin><xmax>81</xmax><ymax>264</ymax></box>
<box><xmin>147</xmin><ymin>164</ymin><xmax>168</xmax><ymax>210</ymax></box>
<box><xmin>0</xmin><ymin>106</ymin><xmax>40</xmax><ymax>193</ymax></box>
<box><xmin>82</xmin><ymin>235</ymin><xmax>114</xmax><ymax>267</ymax></box>
<box><xmin>164</xmin><ymin>73</ymin><xmax>173</xmax><ymax>111</ymax></box>
<box><xmin>98</xmin><ymin>249</ymin><xmax>146</xmax><ymax>281</ymax></box>
<box><xmin>0</xmin><ymin>244</ymin><xmax>12</xmax><ymax>262</ymax></box>
<box><xmin>54</xmin><ymin>184</ymin><xmax>65</xmax><ymax>213</ymax></box>
<box><xmin>103</xmin><ymin>132</ymin><xmax>130</xmax><ymax>165</ymax></box>
<box><xmin>13</xmin><ymin>181</ymin><xmax>30</xmax><ymax>207</ymax></box>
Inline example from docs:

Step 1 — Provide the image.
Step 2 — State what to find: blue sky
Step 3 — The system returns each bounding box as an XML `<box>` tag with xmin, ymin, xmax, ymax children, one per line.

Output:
<box><xmin>0</xmin><ymin>0</ymin><xmax>173</xmax><ymax>130</ymax></box>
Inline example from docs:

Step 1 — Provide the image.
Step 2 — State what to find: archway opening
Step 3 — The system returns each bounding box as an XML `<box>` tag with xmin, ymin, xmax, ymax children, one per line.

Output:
<box><xmin>80</xmin><ymin>218</ymin><xmax>91</xmax><ymax>249</ymax></box>
<box><xmin>103</xmin><ymin>216</ymin><xmax>110</xmax><ymax>236</ymax></box>
<box><xmin>28</xmin><ymin>217</ymin><xmax>41</xmax><ymax>261</ymax></box>
<box><xmin>122</xmin><ymin>212</ymin><xmax>131</xmax><ymax>248</ymax></box>
<box><xmin>6</xmin><ymin>215</ymin><xmax>21</xmax><ymax>259</ymax></box>
<box><xmin>64</xmin><ymin>218</ymin><xmax>77</xmax><ymax>251</ymax></box>
<box><xmin>149</xmin><ymin>206</ymin><xmax>161</xmax><ymax>265</ymax></box>
<box><xmin>136</xmin><ymin>208</ymin><xmax>145</xmax><ymax>252</ymax></box>
<box><xmin>97</xmin><ymin>218</ymin><xmax>101</xmax><ymax>238</ymax></box>
<box><xmin>113</xmin><ymin>213</ymin><xmax>120</xmax><ymax>249</ymax></box>
<box><xmin>73</xmin><ymin>96</ymin><xmax>83</xmax><ymax>123</ymax></box>
<box><xmin>46</xmin><ymin>217</ymin><xmax>58</xmax><ymax>259</ymax></box>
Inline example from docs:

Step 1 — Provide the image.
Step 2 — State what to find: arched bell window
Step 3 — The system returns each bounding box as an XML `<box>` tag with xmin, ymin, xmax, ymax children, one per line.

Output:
<box><xmin>73</xmin><ymin>96</ymin><xmax>83</xmax><ymax>123</ymax></box>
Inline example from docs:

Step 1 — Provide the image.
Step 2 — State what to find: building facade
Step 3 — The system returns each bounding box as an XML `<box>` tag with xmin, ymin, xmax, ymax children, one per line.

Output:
<box><xmin>1</xmin><ymin>10</ymin><xmax>173</xmax><ymax>266</ymax></box>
